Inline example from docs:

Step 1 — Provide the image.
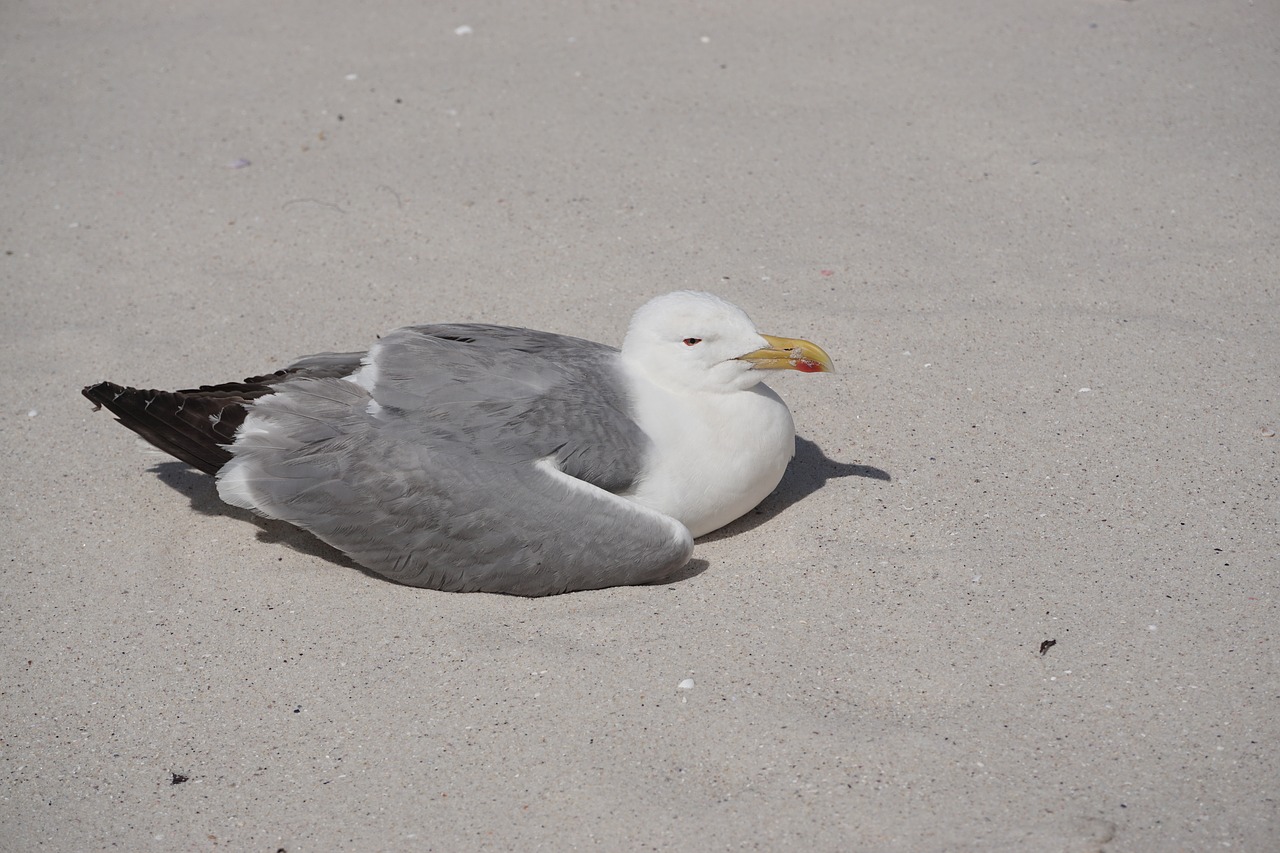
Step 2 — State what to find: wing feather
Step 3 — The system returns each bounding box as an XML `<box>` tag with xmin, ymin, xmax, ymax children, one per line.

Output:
<box><xmin>215</xmin><ymin>325</ymin><xmax>683</xmax><ymax>594</ymax></box>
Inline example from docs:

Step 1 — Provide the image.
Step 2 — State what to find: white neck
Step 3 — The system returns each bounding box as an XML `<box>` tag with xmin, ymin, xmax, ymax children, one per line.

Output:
<box><xmin>619</xmin><ymin>358</ymin><xmax>795</xmax><ymax>537</ymax></box>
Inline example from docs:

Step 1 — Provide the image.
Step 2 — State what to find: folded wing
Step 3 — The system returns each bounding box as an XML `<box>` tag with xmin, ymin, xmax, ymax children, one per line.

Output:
<box><xmin>217</xmin><ymin>325</ymin><xmax>691</xmax><ymax>595</ymax></box>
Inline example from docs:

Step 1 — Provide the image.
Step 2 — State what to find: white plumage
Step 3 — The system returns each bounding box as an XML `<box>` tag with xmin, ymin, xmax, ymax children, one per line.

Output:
<box><xmin>618</xmin><ymin>292</ymin><xmax>802</xmax><ymax>536</ymax></box>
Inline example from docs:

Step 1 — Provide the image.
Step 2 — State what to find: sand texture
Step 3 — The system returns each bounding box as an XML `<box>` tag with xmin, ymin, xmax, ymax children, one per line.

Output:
<box><xmin>2</xmin><ymin>1</ymin><xmax>1277</xmax><ymax>850</ymax></box>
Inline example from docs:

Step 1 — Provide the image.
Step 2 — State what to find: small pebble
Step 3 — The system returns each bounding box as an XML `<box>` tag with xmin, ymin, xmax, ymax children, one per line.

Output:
<box><xmin>27</xmin><ymin>409</ymin><xmax>38</xmax><ymax>418</ymax></box>
<box><xmin>1262</xmin><ymin>428</ymin><xmax>1276</xmax><ymax>438</ymax></box>
<box><xmin>678</xmin><ymin>678</ymin><xmax>695</xmax><ymax>690</ymax></box>
<box><xmin>227</xmin><ymin>158</ymin><xmax>251</xmax><ymax>169</ymax></box>
<box><xmin>454</xmin><ymin>25</ymin><xmax>473</xmax><ymax>36</ymax></box>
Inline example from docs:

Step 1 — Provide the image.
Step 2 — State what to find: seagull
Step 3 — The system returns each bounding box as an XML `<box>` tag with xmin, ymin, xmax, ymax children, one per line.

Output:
<box><xmin>83</xmin><ymin>291</ymin><xmax>832</xmax><ymax>595</ymax></box>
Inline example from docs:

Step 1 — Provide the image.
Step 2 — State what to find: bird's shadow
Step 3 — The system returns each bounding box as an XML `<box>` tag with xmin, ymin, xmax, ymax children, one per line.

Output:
<box><xmin>654</xmin><ymin>558</ymin><xmax>710</xmax><ymax>585</ymax></box>
<box><xmin>698</xmin><ymin>435</ymin><xmax>890</xmax><ymax>542</ymax></box>
<box><xmin>150</xmin><ymin>462</ymin><xmax>366</xmax><ymax>573</ymax></box>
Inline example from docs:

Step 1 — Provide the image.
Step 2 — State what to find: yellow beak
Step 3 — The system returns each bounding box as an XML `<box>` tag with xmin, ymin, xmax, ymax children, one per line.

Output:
<box><xmin>738</xmin><ymin>334</ymin><xmax>835</xmax><ymax>373</ymax></box>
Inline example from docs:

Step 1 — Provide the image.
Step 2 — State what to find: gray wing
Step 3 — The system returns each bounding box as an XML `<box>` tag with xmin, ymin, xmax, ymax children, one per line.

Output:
<box><xmin>362</xmin><ymin>325</ymin><xmax>650</xmax><ymax>491</ymax></box>
<box><xmin>217</xmin><ymin>325</ymin><xmax>692</xmax><ymax>596</ymax></box>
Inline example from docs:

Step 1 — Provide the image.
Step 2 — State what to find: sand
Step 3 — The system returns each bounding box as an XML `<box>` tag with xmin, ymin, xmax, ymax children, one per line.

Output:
<box><xmin>3</xmin><ymin>0</ymin><xmax>1277</xmax><ymax>850</ymax></box>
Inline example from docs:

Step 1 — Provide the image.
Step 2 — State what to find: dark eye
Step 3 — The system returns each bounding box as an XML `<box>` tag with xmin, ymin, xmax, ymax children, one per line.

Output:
<box><xmin>682</xmin><ymin>337</ymin><xmax>702</xmax><ymax>346</ymax></box>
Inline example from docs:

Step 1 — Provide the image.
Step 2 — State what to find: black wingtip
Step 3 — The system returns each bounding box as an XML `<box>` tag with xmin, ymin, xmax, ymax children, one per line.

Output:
<box><xmin>82</xmin><ymin>380</ymin><xmax>235</xmax><ymax>475</ymax></box>
<box><xmin>82</xmin><ymin>381</ymin><xmax>121</xmax><ymax>412</ymax></box>
<box><xmin>83</xmin><ymin>359</ymin><xmax>361</xmax><ymax>477</ymax></box>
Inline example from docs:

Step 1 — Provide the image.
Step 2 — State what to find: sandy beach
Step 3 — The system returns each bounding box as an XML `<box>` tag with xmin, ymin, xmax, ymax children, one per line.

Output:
<box><xmin>3</xmin><ymin>0</ymin><xmax>1277</xmax><ymax>849</ymax></box>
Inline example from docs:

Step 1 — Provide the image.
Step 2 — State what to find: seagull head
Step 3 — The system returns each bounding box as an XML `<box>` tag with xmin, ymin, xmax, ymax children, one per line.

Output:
<box><xmin>620</xmin><ymin>291</ymin><xmax>833</xmax><ymax>393</ymax></box>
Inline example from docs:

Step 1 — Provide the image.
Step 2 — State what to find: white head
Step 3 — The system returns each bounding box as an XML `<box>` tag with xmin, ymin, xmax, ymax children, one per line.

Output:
<box><xmin>620</xmin><ymin>291</ymin><xmax>833</xmax><ymax>394</ymax></box>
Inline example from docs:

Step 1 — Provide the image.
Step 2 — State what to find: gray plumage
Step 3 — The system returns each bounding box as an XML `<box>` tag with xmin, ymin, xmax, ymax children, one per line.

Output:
<box><xmin>89</xmin><ymin>325</ymin><xmax>689</xmax><ymax>596</ymax></box>
<box><xmin>226</xmin><ymin>325</ymin><xmax>689</xmax><ymax>595</ymax></box>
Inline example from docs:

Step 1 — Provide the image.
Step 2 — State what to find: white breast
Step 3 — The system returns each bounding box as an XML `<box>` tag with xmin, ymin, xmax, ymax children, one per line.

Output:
<box><xmin>622</xmin><ymin>364</ymin><xmax>796</xmax><ymax>537</ymax></box>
